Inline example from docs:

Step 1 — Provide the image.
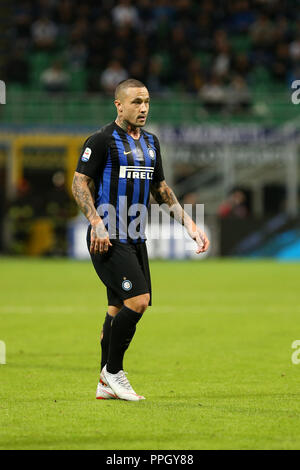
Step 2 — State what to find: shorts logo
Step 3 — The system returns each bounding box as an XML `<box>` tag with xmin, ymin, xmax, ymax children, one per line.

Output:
<box><xmin>148</xmin><ymin>147</ymin><xmax>156</xmax><ymax>160</ymax></box>
<box><xmin>81</xmin><ymin>147</ymin><xmax>92</xmax><ymax>162</ymax></box>
<box><xmin>122</xmin><ymin>280</ymin><xmax>132</xmax><ymax>291</ymax></box>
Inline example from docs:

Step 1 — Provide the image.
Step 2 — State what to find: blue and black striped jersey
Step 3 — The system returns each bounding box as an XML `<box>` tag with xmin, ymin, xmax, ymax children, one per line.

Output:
<box><xmin>76</xmin><ymin>121</ymin><xmax>165</xmax><ymax>243</ymax></box>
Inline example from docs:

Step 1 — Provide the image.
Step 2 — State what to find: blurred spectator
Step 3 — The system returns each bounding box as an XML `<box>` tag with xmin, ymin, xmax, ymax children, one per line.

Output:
<box><xmin>228</xmin><ymin>0</ymin><xmax>255</xmax><ymax>33</ymax></box>
<box><xmin>31</xmin><ymin>15</ymin><xmax>58</xmax><ymax>50</ymax></box>
<box><xmin>213</xmin><ymin>41</ymin><xmax>232</xmax><ymax>78</ymax></box>
<box><xmin>14</xmin><ymin>0</ymin><xmax>33</xmax><ymax>41</ymax></box>
<box><xmin>289</xmin><ymin>63</ymin><xmax>300</xmax><ymax>87</ymax></box>
<box><xmin>6</xmin><ymin>47</ymin><xmax>29</xmax><ymax>85</ymax></box>
<box><xmin>67</xmin><ymin>40</ymin><xmax>87</xmax><ymax>69</ymax></box>
<box><xmin>152</xmin><ymin>0</ymin><xmax>176</xmax><ymax>22</ymax></box>
<box><xmin>54</xmin><ymin>0</ymin><xmax>74</xmax><ymax>29</ymax></box>
<box><xmin>34</xmin><ymin>0</ymin><xmax>56</xmax><ymax>17</ymax></box>
<box><xmin>112</xmin><ymin>0</ymin><xmax>140</xmax><ymax>29</ymax></box>
<box><xmin>185</xmin><ymin>58</ymin><xmax>204</xmax><ymax>94</ymax></box>
<box><xmin>170</xmin><ymin>45</ymin><xmax>193</xmax><ymax>86</ymax></box>
<box><xmin>200</xmin><ymin>74</ymin><xmax>226</xmax><ymax>111</ymax></box>
<box><xmin>92</xmin><ymin>16</ymin><xmax>112</xmax><ymax>40</ymax></box>
<box><xmin>70</xmin><ymin>18</ymin><xmax>88</xmax><ymax>43</ymax></box>
<box><xmin>214</xmin><ymin>29</ymin><xmax>230</xmax><ymax>53</ymax></box>
<box><xmin>226</xmin><ymin>75</ymin><xmax>251</xmax><ymax>112</ymax></box>
<box><xmin>272</xmin><ymin>42</ymin><xmax>290</xmax><ymax>81</ymax></box>
<box><xmin>250</xmin><ymin>13</ymin><xmax>275</xmax><ymax>50</ymax></box>
<box><xmin>273</xmin><ymin>16</ymin><xmax>291</xmax><ymax>44</ymax></box>
<box><xmin>100</xmin><ymin>60</ymin><xmax>128</xmax><ymax>94</ymax></box>
<box><xmin>218</xmin><ymin>190</ymin><xmax>249</xmax><ymax>219</ymax></box>
<box><xmin>128</xmin><ymin>61</ymin><xmax>146</xmax><ymax>83</ymax></box>
<box><xmin>86</xmin><ymin>17</ymin><xmax>112</xmax><ymax>76</ymax></box>
<box><xmin>9</xmin><ymin>1</ymin><xmax>300</xmax><ymax>101</ymax></box>
<box><xmin>171</xmin><ymin>25</ymin><xmax>188</xmax><ymax>50</ymax></box>
<box><xmin>194</xmin><ymin>13</ymin><xmax>214</xmax><ymax>50</ymax></box>
<box><xmin>113</xmin><ymin>25</ymin><xmax>134</xmax><ymax>54</ymax></box>
<box><xmin>289</xmin><ymin>34</ymin><xmax>300</xmax><ymax>63</ymax></box>
<box><xmin>232</xmin><ymin>53</ymin><xmax>251</xmax><ymax>78</ymax></box>
<box><xmin>40</xmin><ymin>60</ymin><xmax>70</xmax><ymax>92</ymax></box>
<box><xmin>146</xmin><ymin>57</ymin><xmax>166</xmax><ymax>94</ymax></box>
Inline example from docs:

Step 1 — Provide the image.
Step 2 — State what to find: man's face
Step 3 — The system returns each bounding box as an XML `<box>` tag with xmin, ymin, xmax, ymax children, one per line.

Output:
<box><xmin>115</xmin><ymin>87</ymin><xmax>150</xmax><ymax>127</ymax></box>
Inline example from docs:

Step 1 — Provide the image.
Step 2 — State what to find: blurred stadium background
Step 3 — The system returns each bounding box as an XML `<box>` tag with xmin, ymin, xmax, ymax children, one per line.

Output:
<box><xmin>1</xmin><ymin>0</ymin><xmax>300</xmax><ymax>260</ymax></box>
<box><xmin>2</xmin><ymin>0</ymin><xmax>300</xmax><ymax>451</ymax></box>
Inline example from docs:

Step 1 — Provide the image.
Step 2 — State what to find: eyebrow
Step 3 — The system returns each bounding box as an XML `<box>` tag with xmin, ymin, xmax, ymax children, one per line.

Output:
<box><xmin>131</xmin><ymin>97</ymin><xmax>150</xmax><ymax>102</ymax></box>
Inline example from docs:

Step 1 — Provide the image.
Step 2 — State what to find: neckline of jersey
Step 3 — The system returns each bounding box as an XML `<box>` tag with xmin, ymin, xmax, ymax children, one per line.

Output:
<box><xmin>114</xmin><ymin>121</ymin><xmax>143</xmax><ymax>142</ymax></box>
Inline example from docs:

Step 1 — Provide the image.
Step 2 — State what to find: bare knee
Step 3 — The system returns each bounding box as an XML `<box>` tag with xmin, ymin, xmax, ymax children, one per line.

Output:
<box><xmin>124</xmin><ymin>293</ymin><xmax>150</xmax><ymax>314</ymax></box>
<box><xmin>108</xmin><ymin>305</ymin><xmax>122</xmax><ymax>317</ymax></box>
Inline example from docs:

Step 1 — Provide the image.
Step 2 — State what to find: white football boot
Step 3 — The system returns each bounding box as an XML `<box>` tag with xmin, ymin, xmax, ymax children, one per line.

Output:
<box><xmin>96</xmin><ymin>380</ymin><xmax>117</xmax><ymax>400</ymax></box>
<box><xmin>102</xmin><ymin>365</ymin><xmax>145</xmax><ymax>401</ymax></box>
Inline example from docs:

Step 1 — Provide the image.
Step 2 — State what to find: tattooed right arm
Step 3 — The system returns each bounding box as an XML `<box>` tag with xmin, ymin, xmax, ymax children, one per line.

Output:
<box><xmin>72</xmin><ymin>172</ymin><xmax>100</xmax><ymax>225</ymax></box>
<box><xmin>72</xmin><ymin>171</ymin><xmax>112</xmax><ymax>253</ymax></box>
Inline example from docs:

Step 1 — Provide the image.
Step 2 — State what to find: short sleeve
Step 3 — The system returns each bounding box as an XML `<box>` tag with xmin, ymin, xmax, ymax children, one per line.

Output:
<box><xmin>76</xmin><ymin>131</ymin><xmax>108</xmax><ymax>180</ymax></box>
<box><xmin>152</xmin><ymin>135</ymin><xmax>165</xmax><ymax>183</ymax></box>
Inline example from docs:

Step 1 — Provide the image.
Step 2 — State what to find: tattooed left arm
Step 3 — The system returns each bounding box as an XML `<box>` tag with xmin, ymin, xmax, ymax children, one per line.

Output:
<box><xmin>150</xmin><ymin>180</ymin><xmax>210</xmax><ymax>253</ymax></box>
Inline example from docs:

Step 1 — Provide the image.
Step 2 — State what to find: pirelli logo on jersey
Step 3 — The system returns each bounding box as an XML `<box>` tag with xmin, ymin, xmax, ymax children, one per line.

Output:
<box><xmin>119</xmin><ymin>166</ymin><xmax>154</xmax><ymax>180</ymax></box>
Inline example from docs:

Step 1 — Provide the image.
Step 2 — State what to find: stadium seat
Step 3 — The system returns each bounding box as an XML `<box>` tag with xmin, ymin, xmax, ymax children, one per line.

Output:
<box><xmin>29</xmin><ymin>52</ymin><xmax>52</xmax><ymax>90</ymax></box>
<box><xmin>69</xmin><ymin>69</ymin><xmax>87</xmax><ymax>92</ymax></box>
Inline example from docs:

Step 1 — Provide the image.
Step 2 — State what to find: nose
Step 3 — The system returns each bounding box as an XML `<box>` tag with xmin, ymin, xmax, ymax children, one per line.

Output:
<box><xmin>140</xmin><ymin>102</ymin><xmax>147</xmax><ymax>113</ymax></box>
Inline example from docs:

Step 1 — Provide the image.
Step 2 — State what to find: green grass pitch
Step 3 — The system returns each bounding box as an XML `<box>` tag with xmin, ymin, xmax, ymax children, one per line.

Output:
<box><xmin>1</xmin><ymin>257</ymin><xmax>300</xmax><ymax>450</ymax></box>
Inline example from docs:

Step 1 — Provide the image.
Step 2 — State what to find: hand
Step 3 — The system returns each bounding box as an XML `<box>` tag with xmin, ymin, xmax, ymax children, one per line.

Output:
<box><xmin>187</xmin><ymin>224</ymin><xmax>210</xmax><ymax>254</ymax></box>
<box><xmin>90</xmin><ymin>219</ymin><xmax>112</xmax><ymax>255</ymax></box>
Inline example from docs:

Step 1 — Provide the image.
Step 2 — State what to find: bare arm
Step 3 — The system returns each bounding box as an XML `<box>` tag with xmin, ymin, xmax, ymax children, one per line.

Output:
<box><xmin>72</xmin><ymin>171</ymin><xmax>112</xmax><ymax>254</ymax></box>
<box><xmin>72</xmin><ymin>172</ymin><xmax>98</xmax><ymax>224</ymax></box>
<box><xmin>150</xmin><ymin>180</ymin><xmax>210</xmax><ymax>253</ymax></box>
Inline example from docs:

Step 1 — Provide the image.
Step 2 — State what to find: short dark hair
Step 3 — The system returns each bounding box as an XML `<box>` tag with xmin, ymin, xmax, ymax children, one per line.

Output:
<box><xmin>115</xmin><ymin>78</ymin><xmax>147</xmax><ymax>99</ymax></box>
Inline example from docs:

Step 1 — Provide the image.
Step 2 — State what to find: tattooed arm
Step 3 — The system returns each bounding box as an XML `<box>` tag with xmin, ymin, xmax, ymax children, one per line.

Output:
<box><xmin>72</xmin><ymin>171</ymin><xmax>112</xmax><ymax>254</ymax></box>
<box><xmin>150</xmin><ymin>180</ymin><xmax>210</xmax><ymax>254</ymax></box>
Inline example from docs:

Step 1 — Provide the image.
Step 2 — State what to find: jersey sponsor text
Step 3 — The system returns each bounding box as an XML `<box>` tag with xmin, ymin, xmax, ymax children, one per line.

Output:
<box><xmin>119</xmin><ymin>166</ymin><xmax>154</xmax><ymax>180</ymax></box>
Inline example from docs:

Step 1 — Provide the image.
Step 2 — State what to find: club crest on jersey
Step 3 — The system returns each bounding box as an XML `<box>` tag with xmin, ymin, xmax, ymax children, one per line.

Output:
<box><xmin>81</xmin><ymin>147</ymin><xmax>92</xmax><ymax>162</ymax></box>
<box><xmin>122</xmin><ymin>280</ymin><xmax>132</xmax><ymax>291</ymax></box>
<box><xmin>147</xmin><ymin>147</ymin><xmax>156</xmax><ymax>160</ymax></box>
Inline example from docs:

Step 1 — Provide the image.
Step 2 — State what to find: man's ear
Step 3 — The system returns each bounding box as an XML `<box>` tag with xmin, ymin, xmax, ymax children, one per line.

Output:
<box><xmin>114</xmin><ymin>99</ymin><xmax>122</xmax><ymax>114</ymax></box>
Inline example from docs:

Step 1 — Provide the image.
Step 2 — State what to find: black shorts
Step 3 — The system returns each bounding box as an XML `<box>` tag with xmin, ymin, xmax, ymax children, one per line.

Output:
<box><xmin>87</xmin><ymin>225</ymin><xmax>152</xmax><ymax>306</ymax></box>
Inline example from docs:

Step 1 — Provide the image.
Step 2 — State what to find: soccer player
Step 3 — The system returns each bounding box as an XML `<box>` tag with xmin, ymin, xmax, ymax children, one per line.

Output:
<box><xmin>72</xmin><ymin>79</ymin><xmax>210</xmax><ymax>401</ymax></box>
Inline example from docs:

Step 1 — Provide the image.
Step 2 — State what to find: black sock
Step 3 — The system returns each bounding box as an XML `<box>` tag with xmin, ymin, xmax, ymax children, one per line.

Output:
<box><xmin>107</xmin><ymin>306</ymin><xmax>142</xmax><ymax>374</ymax></box>
<box><xmin>100</xmin><ymin>312</ymin><xmax>113</xmax><ymax>371</ymax></box>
